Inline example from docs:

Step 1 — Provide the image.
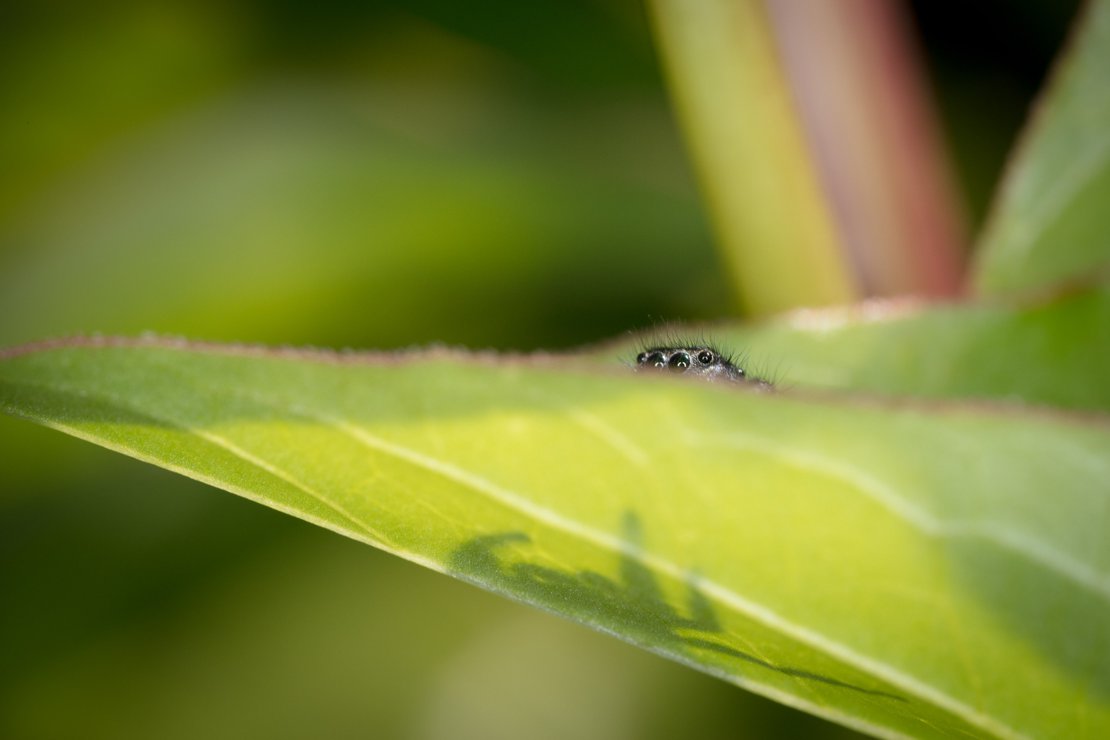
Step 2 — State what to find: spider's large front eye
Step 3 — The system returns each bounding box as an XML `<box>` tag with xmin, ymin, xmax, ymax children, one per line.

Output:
<box><xmin>696</xmin><ymin>350</ymin><xmax>714</xmax><ymax>365</ymax></box>
<box><xmin>668</xmin><ymin>351</ymin><xmax>691</xmax><ymax>371</ymax></box>
<box><xmin>639</xmin><ymin>351</ymin><xmax>666</xmax><ymax>367</ymax></box>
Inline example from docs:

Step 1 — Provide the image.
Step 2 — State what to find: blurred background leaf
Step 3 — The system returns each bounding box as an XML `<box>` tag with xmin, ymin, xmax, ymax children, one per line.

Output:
<box><xmin>0</xmin><ymin>0</ymin><xmax>1083</xmax><ymax>737</ymax></box>
<box><xmin>973</xmin><ymin>0</ymin><xmax>1110</xmax><ymax>297</ymax></box>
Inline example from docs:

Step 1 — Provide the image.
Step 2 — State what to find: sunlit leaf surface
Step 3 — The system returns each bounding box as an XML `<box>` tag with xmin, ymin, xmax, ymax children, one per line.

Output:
<box><xmin>2</xmin><ymin>325</ymin><xmax>1107</xmax><ymax>740</ymax></box>
<box><xmin>974</xmin><ymin>0</ymin><xmax>1110</xmax><ymax>296</ymax></box>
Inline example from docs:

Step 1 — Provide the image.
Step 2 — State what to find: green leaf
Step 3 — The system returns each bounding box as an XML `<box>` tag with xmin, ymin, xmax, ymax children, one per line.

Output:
<box><xmin>974</xmin><ymin>1</ymin><xmax>1110</xmax><ymax>297</ymax></box>
<box><xmin>639</xmin><ymin>286</ymin><xmax>1110</xmax><ymax>412</ymax></box>
<box><xmin>2</xmin><ymin>331</ymin><xmax>1108</xmax><ymax>739</ymax></box>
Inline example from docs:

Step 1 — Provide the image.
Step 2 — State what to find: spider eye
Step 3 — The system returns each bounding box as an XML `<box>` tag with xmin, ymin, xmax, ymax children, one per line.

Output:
<box><xmin>667</xmin><ymin>351</ymin><xmax>691</xmax><ymax>371</ymax></box>
<box><xmin>696</xmin><ymin>350</ymin><xmax>714</xmax><ymax>365</ymax></box>
<box><xmin>638</xmin><ymin>351</ymin><xmax>666</xmax><ymax>367</ymax></box>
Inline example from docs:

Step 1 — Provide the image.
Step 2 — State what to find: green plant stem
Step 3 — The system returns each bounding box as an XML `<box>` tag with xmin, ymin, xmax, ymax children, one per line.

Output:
<box><xmin>647</xmin><ymin>0</ymin><xmax>857</xmax><ymax>315</ymax></box>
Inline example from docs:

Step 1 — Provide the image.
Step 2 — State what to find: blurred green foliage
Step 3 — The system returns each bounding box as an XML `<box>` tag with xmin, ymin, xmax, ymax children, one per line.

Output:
<box><xmin>0</xmin><ymin>1</ymin><xmax>1079</xmax><ymax>737</ymax></box>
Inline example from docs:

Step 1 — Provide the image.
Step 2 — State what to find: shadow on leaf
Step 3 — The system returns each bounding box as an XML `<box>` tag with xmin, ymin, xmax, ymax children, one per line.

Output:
<box><xmin>448</xmin><ymin>511</ymin><xmax>904</xmax><ymax>703</ymax></box>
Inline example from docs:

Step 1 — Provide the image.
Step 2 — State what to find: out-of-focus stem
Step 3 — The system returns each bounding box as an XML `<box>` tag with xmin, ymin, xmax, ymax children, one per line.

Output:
<box><xmin>647</xmin><ymin>0</ymin><xmax>858</xmax><ymax>316</ymax></box>
<box><xmin>767</xmin><ymin>0</ymin><xmax>967</xmax><ymax>298</ymax></box>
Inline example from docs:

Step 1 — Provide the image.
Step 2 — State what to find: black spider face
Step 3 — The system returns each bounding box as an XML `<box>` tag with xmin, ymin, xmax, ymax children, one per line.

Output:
<box><xmin>636</xmin><ymin>350</ymin><xmax>667</xmax><ymax>368</ymax></box>
<box><xmin>634</xmin><ymin>345</ymin><xmax>748</xmax><ymax>383</ymax></box>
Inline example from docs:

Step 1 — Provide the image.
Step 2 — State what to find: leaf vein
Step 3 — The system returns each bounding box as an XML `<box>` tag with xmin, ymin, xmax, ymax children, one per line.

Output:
<box><xmin>708</xmin><ymin>431</ymin><xmax>1110</xmax><ymax>604</ymax></box>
